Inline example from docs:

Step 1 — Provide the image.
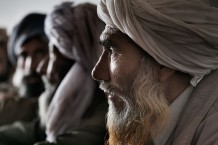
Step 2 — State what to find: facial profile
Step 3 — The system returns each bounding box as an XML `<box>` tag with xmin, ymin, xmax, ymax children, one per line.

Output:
<box><xmin>37</xmin><ymin>42</ymin><xmax>74</xmax><ymax>127</ymax></box>
<box><xmin>92</xmin><ymin>26</ymin><xmax>169</xmax><ymax>145</ymax></box>
<box><xmin>46</xmin><ymin>43</ymin><xmax>74</xmax><ymax>85</ymax></box>
<box><xmin>36</xmin><ymin>42</ymin><xmax>74</xmax><ymax>97</ymax></box>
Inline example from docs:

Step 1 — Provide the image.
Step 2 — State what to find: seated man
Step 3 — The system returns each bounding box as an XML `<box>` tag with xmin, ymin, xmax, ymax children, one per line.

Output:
<box><xmin>91</xmin><ymin>0</ymin><xmax>218</xmax><ymax>145</ymax></box>
<box><xmin>37</xmin><ymin>2</ymin><xmax>108</xmax><ymax>144</ymax></box>
<box><xmin>0</xmin><ymin>13</ymin><xmax>49</xmax><ymax>126</ymax></box>
<box><xmin>0</xmin><ymin>2</ymin><xmax>108</xmax><ymax>145</ymax></box>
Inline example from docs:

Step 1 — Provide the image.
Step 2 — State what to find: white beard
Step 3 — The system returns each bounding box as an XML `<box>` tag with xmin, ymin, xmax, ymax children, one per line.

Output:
<box><xmin>100</xmin><ymin>57</ymin><xmax>170</xmax><ymax>145</ymax></box>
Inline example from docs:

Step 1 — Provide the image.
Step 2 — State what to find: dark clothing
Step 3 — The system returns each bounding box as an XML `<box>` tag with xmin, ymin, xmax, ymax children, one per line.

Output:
<box><xmin>0</xmin><ymin>97</ymin><xmax>38</xmax><ymax>126</ymax></box>
<box><xmin>0</xmin><ymin>87</ymin><xmax>108</xmax><ymax>145</ymax></box>
<box><xmin>0</xmin><ymin>119</ymin><xmax>45</xmax><ymax>145</ymax></box>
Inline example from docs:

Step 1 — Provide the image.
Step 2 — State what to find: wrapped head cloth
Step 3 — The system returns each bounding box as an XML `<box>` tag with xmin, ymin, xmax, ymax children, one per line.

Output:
<box><xmin>98</xmin><ymin>0</ymin><xmax>218</xmax><ymax>86</ymax></box>
<box><xmin>8</xmin><ymin>13</ymin><xmax>48</xmax><ymax>65</ymax></box>
<box><xmin>45</xmin><ymin>2</ymin><xmax>103</xmax><ymax>71</ymax></box>
<box><xmin>44</xmin><ymin>2</ymin><xmax>104</xmax><ymax>142</ymax></box>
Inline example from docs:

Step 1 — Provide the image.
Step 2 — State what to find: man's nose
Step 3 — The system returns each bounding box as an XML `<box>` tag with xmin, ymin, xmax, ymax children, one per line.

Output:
<box><xmin>37</xmin><ymin>55</ymin><xmax>49</xmax><ymax>76</ymax></box>
<box><xmin>92</xmin><ymin>51</ymin><xmax>111</xmax><ymax>82</ymax></box>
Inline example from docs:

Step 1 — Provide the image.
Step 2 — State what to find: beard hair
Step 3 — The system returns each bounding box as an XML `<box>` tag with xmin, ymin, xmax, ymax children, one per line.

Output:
<box><xmin>100</xmin><ymin>57</ymin><xmax>170</xmax><ymax>145</ymax></box>
<box><xmin>12</xmin><ymin>68</ymin><xmax>44</xmax><ymax>97</ymax></box>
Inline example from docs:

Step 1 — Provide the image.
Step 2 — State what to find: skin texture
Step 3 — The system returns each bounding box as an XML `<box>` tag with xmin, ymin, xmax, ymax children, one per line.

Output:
<box><xmin>92</xmin><ymin>26</ymin><xmax>191</xmax><ymax>145</ymax></box>
<box><xmin>92</xmin><ymin>26</ymin><xmax>144</xmax><ymax>105</ymax></box>
<box><xmin>92</xmin><ymin>26</ymin><xmax>191</xmax><ymax>104</ymax></box>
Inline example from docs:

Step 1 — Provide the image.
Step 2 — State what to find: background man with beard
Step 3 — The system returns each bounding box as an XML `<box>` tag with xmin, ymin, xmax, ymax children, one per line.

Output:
<box><xmin>8</xmin><ymin>13</ymin><xmax>49</xmax><ymax>98</ymax></box>
<box><xmin>91</xmin><ymin>0</ymin><xmax>218</xmax><ymax>145</ymax></box>
<box><xmin>0</xmin><ymin>13</ymin><xmax>49</xmax><ymax>127</ymax></box>
<box><xmin>0</xmin><ymin>12</ymin><xmax>73</xmax><ymax>144</ymax></box>
<box><xmin>0</xmin><ymin>2</ymin><xmax>108</xmax><ymax>145</ymax></box>
<box><xmin>35</xmin><ymin>2</ymin><xmax>107</xmax><ymax>144</ymax></box>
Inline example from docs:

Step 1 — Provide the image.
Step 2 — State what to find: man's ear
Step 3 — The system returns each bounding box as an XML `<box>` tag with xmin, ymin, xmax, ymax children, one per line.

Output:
<box><xmin>158</xmin><ymin>65</ymin><xmax>175</xmax><ymax>82</ymax></box>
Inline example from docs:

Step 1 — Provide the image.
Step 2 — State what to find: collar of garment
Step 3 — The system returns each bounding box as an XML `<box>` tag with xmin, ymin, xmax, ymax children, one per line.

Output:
<box><xmin>153</xmin><ymin>85</ymin><xmax>194</xmax><ymax>145</ymax></box>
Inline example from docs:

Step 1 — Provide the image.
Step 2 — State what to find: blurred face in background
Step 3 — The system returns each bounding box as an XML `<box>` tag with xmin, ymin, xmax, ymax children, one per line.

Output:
<box><xmin>13</xmin><ymin>37</ymin><xmax>48</xmax><ymax>98</ymax></box>
<box><xmin>37</xmin><ymin>42</ymin><xmax>74</xmax><ymax>126</ymax></box>
<box><xmin>38</xmin><ymin>42</ymin><xmax>74</xmax><ymax>87</ymax></box>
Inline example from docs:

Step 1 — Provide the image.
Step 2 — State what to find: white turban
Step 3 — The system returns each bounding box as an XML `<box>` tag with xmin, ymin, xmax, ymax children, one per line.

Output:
<box><xmin>97</xmin><ymin>0</ymin><xmax>218</xmax><ymax>86</ymax></box>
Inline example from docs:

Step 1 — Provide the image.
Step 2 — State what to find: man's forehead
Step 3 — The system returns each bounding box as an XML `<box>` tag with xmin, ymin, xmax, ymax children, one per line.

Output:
<box><xmin>100</xmin><ymin>26</ymin><xmax>124</xmax><ymax>42</ymax></box>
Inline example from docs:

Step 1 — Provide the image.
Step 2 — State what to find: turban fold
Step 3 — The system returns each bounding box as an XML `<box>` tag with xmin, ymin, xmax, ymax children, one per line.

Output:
<box><xmin>44</xmin><ymin>2</ymin><xmax>105</xmax><ymax>142</ymax></box>
<box><xmin>45</xmin><ymin>2</ymin><xmax>104</xmax><ymax>72</ymax></box>
<box><xmin>98</xmin><ymin>0</ymin><xmax>218</xmax><ymax>86</ymax></box>
<box><xmin>8</xmin><ymin>13</ymin><xmax>48</xmax><ymax>65</ymax></box>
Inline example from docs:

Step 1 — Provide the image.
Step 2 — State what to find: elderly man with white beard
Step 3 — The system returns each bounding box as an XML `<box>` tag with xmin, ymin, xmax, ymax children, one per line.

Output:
<box><xmin>91</xmin><ymin>0</ymin><xmax>218</xmax><ymax>145</ymax></box>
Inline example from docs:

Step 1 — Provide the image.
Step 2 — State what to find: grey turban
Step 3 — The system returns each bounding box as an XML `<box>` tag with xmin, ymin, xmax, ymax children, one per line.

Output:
<box><xmin>45</xmin><ymin>2</ymin><xmax>104</xmax><ymax>72</ymax></box>
<box><xmin>98</xmin><ymin>0</ymin><xmax>218</xmax><ymax>86</ymax></box>
<box><xmin>44</xmin><ymin>2</ymin><xmax>105</xmax><ymax>141</ymax></box>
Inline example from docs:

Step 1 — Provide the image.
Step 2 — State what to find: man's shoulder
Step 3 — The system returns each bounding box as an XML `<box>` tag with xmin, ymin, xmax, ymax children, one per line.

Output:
<box><xmin>0</xmin><ymin>97</ymin><xmax>38</xmax><ymax>126</ymax></box>
<box><xmin>192</xmin><ymin>103</ymin><xmax>218</xmax><ymax>145</ymax></box>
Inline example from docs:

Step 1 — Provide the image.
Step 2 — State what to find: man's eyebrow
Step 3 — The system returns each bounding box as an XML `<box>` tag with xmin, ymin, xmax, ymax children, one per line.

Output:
<box><xmin>99</xmin><ymin>39</ymin><xmax>112</xmax><ymax>48</ymax></box>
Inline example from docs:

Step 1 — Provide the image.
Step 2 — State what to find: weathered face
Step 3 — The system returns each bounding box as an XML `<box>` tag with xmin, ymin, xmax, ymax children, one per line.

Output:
<box><xmin>92</xmin><ymin>26</ymin><xmax>144</xmax><ymax>108</ymax></box>
<box><xmin>92</xmin><ymin>26</ymin><xmax>169</xmax><ymax>145</ymax></box>
<box><xmin>13</xmin><ymin>38</ymin><xmax>48</xmax><ymax>97</ymax></box>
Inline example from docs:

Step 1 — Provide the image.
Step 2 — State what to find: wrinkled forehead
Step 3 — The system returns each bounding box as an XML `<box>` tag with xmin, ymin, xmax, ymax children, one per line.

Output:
<box><xmin>100</xmin><ymin>25</ymin><xmax>153</xmax><ymax>59</ymax></box>
<box><xmin>100</xmin><ymin>26</ymin><xmax>130</xmax><ymax>44</ymax></box>
<box><xmin>100</xmin><ymin>25</ymin><xmax>144</xmax><ymax>47</ymax></box>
